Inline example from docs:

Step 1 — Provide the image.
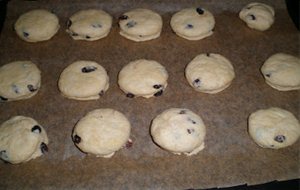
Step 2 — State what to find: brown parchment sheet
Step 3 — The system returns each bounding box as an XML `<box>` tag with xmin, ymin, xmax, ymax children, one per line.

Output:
<box><xmin>0</xmin><ymin>0</ymin><xmax>299</xmax><ymax>189</ymax></box>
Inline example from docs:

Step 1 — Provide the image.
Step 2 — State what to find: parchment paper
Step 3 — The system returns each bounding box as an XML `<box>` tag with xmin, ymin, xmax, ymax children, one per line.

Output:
<box><xmin>0</xmin><ymin>0</ymin><xmax>299</xmax><ymax>189</ymax></box>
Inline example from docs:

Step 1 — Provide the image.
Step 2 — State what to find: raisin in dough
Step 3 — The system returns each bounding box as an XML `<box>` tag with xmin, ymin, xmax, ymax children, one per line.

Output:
<box><xmin>0</xmin><ymin>61</ymin><xmax>41</xmax><ymax>102</ymax></box>
<box><xmin>118</xmin><ymin>59</ymin><xmax>168</xmax><ymax>98</ymax></box>
<box><xmin>72</xmin><ymin>109</ymin><xmax>131</xmax><ymax>158</ymax></box>
<box><xmin>261</xmin><ymin>53</ymin><xmax>300</xmax><ymax>91</ymax></box>
<box><xmin>239</xmin><ymin>2</ymin><xmax>275</xmax><ymax>31</ymax></box>
<box><xmin>151</xmin><ymin>108</ymin><xmax>206</xmax><ymax>156</ymax></box>
<box><xmin>248</xmin><ymin>107</ymin><xmax>300</xmax><ymax>149</ymax></box>
<box><xmin>0</xmin><ymin>116</ymin><xmax>48</xmax><ymax>164</ymax></box>
<box><xmin>118</xmin><ymin>9</ymin><xmax>163</xmax><ymax>42</ymax></box>
<box><xmin>66</xmin><ymin>9</ymin><xmax>112</xmax><ymax>41</ymax></box>
<box><xmin>14</xmin><ymin>9</ymin><xmax>60</xmax><ymax>42</ymax></box>
<box><xmin>185</xmin><ymin>53</ymin><xmax>235</xmax><ymax>94</ymax></box>
<box><xmin>170</xmin><ymin>7</ymin><xmax>215</xmax><ymax>41</ymax></box>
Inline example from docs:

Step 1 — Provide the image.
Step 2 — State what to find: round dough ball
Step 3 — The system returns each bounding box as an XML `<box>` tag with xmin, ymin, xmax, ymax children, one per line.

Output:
<box><xmin>58</xmin><ymin>60</ymin><xmax>109</xmax><ymax>100</ymax></box>
<box><xmin>170</xmin><ymin>7</ymin><xmax>215</xmax><ymax>40</ymax></box>
<box><xmin>261</xmin><ymin>53</ymin><xmax>300</xmax><ymax>91</ymax></box>
<box><xmin>248</xmin><ymin>107</ymin><xmax>300</xmax><ymax>149</ymax></box>
<box><xmin>185</xmin><ymin>53</ymin><xmax>235</xmax><ymax>94</ymax></box>
<box><xmin>118</xmin><ymin>59</ymin><xmax>168</xmax><ymax>98</ymax></box>
<box><xmin>66</xmin><ymin>9</ymin><xmax>113</xmax><ymax>41</ymax></box>
<box><xmin>118</xmin><ymin>9</ymin><xmax>163</xmax><ymax>42</ymax></box>
<box><xmin>72</xmin><ymin>109</ymin><xmax>131</xmax><ymax>158</ymax></box>
<box><xmin>0</xmin><ymin>116</ymin><xmax>49</xmax><ymax>164</ymax></box>
<box><xmin>151</xmin><ymin>108</ymin><xmax>206</xmax><ymax>156</ymax></box>
<box><xmin>0</xmin><ymin>61</ymin><xmax>41</xmax><ymax>102</ymax></box>
<box><xmin>239</xmin><ymin>2</ymin><xmax>275</xmax><ymax>31</ymax></box>
<box><xmin>14</xmin><ymin>9</ymin><xmax>60</xmax><ymax>42</ymax></box>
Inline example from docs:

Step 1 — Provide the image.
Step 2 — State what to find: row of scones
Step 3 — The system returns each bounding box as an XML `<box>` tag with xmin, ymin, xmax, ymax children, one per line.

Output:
<box><xmin>1</xmin><ymin>106</ymin><xmax>299</xmax><ymax>164</ymax></box>
<box><xmin>0</xmin><ymin>53</ymin><xmax>299</xmax><ymax>102</ymax></box>
<box><xmin>14</xmin><ymin>2</ymin><xmax>275</xmax><ymax>43</ymax></box>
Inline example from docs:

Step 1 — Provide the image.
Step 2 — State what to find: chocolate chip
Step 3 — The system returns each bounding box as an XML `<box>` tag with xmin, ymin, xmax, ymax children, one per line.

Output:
<box><xmin>154</xmin><ymin>90</ymin><xmax>163</xmax><ymax>97</ymax></box>
<box><xmin>274</xmin><ymin>135</ymin><xmax>286</xmax><ymax>143</ymax></box>
<box><xmin>99</xmin><ymin>90</ymin><xmax>104</xmax><ymax>96</ymax></box>
<box><xmin>139</xmin><ymin>35</ymin><xmax>143</xmax><ymax>37</ymax></box>
<box><xmin>196</xmin><ymin>7</ymin><xmax>204</xmax><ymax>15</ymax></box>
<box><xmin>119</xmin><ymin>15</ymin><xmax>128</xmax><ymax>20</ymax></box>
<box><xmin>23</xmin><ymin>32</ymin><xmax>29</xmax><ymax>37</ymax></box>
<box><xmin>72</xmin><ymin>33</ymin><xmax>78</xmax><ymax>36</ymax></box>
<box><xmin>126</xmin><ymin>21</ymin><xmax>137</xmax><ymax>28</ymax></box>
<box><xmin>40</xmin><ymin>143</ymin><xmax>48</xmax><ymax>154</ymax></box>
<box><xmin>73</xmin><ymin>135</ymin><xmax>81</xmax><ymax>144</ymax></box>
<box><xmin>265</xmin><ymin>74</ymin><xmax>271</xmax><ymax>78</ymax></box>
<box><xmin>186</xmin><ymin>24</ymin><xmax>194</xmax><ymax>29</ymax></box>
<box><xmin>86</xmin><ymin>35</ymin><xmax>91</xmax><ymax>39</ymax></box>
<box><xmin>188</xmin><ymin>118</ymin><xmax>196</xmax><ymax>124</ymax></box>
<box><xmin>27</xmin><ymin>84</ymin><xmax>37</xmax><ymax>92</ymax></box>
<box><xmin>179</xmin><ymin>110</ymin><xmax>186</xmax><ymax>114</ymax></box>
<box><xmin>249</xmin><ymin>14</ymin><xmax>256</xmax><ymax>20</ymax></box>
<box><xmin>92</xmin><ymin>23</ymin><xmax>102</xmax><ymax>28</ymax></box>
<box><xmin>153</xmin><ymin>84</ymin><xmax>162</xmax><ymax>89</ymax></box>
<box><xmin>126</xmin><ymin>93</ymin><xmax>135</xmax><ymax>98</ymax></box>
<box><xmin>206</xmin><ymin>53</ymin><xmax>210</xmax><ymax>57</ymax></box>
<box><xmin>12</xmin><ymin>84</ymin><xmax>19</xmax><ymax>94</ymax></box>
<box><xmin>81</xmin><ymin>66</ymin><xmax>97</xmax><ymax>73</ymax></box>
<box><xmin>0</xmin><ymin>96</ymin><xmax>8</xmax><ymax>101</ymax></box>
<box><xmin>193</xmin><ymin>78</ymin><xmax>201</xmax><ymax>87</ymax></box>
<box><xmin>187</xmin><ymin>128</ymin><xmax>195</xmax><ymax>134</ymax></box>
<box><xmin>125</xmin><ymin>139</ymin><xmax>133</xmax><ymax>149</ymax></box>
<box><xmin>31</xmin><ymin>125</ymin><xmax>42</xmax><ymax>133</ymax></box>
<box><xmin>67</xmin><ymin>19</ymin><xmax>72</xmax><ymax>28</ymax></box>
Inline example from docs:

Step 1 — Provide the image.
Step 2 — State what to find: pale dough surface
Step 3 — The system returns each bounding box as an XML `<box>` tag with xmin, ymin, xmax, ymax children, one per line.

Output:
<box><xmin>58</xmin><ymin>60</ymin><xmax>109</xmax><ymax>100</ymax></box>
<box><xmin>170</xmin><ymin>7</ymin><xmax>215</xmax><ymax>41</ymax></box>
<box><xmin>261</xmin><ymin>53</ymin><xmax>300</xmax><ymax>91</ymax></box>
<box><xmin>66</xmin><ymin>9</ymin><xmax>112</xmax><ymax>41</ymax></box>
<box><xmin>151</xmin><ymin>108</ymin><xmax>206</xmax><ymax>156</ymax></box>
<box><xmin>14</xmin><ymin>9</ymin><xmax>60</xmax><ymax>42</ymax></box>
<box><xmin>72</xmin><ymin>109</ymin><xmax>131</xmax><ymax>158</ymax></box>
<box><xmin>0</xmin><ymin>61</ymin><xmax>41</xmax><ymax>102</ymax></box>
<box><xmin>119</xmin><ymin>9</ymin><xmax>162</xmax><ymax>42</ymax></box>
<box><xmin>185</xmin><ymin>53</ymin><xmax>235</xmax><ymax>94</ymax></box>
<box><xmin>239</xmin><ymin>2</ymin><xmax>275</xmax><ymax>31</ymax></box>
<box><xmin>0</xmin><ymin>116</ymin><xmax>48</xmax><ymax>164</ymax></box>
<box><xmin>118</xmin><ymin>59</ymin><xmax>168</xmax><ymax>98</ymax></box>
<box><xmin>248</xmin><ymin>107</ymin><xmax>300</xmax><ymax>149</ymax></box>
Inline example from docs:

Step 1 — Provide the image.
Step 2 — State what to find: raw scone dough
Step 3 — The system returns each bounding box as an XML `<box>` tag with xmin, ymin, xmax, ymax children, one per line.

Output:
<box><xmin>14</xmin><ymin>9</ymin><xmax>60</xmax><ymax>42</ymax></box>
<box><xmin>239</xmin><ymin>2</ymin><xmax>275</xmax><ymax>31</ymax></box>
<box><xmin>66</xmin><ymin>9</ymin><xmax>112</xmax><ymax>41</ymax></box>
<box><xmin>0</xmin><ymin>61</ymin><xmax>41</xmax><ymax>102</ymax></box>
<box><xmin>170</xmin><ymin>7</ymin><xmax>215</xmax><ymax>40</ymax></box>
<box><xmin>58</xmin><ymin>60</ymin><xmax>109</xmax><ymax>100</ymax></box>
<box><xmin>118</xmin><ymin>9</ymin><xmax>163</xmax><ymax>42</ymax></box>
<box><xmin>151</xmin><ymin>108</ymin><xmax>206</xmax><ymax>156</ymax></box>
<box><xmin>0</xmin><ymin>116</ymin><xmax>48</xmax><ymax>164</ymax></box>
<box><xmin>261</xmin><ymin>53</ymin><xmax>300</xmax><ymax>91</ymax></box>
<box><xmin>185</xmin><ymin>53</ymin><xmax>235</xmax><ymax>94</ymax></box>
<box><xmin>248</xmin><ymin>107</ymin><xmax>300</xmax><ymax>149</ymax></box>
<box><xmin>118</xmin><ymin>59</ymin><xmax>168</xmax><ymax>98</ymax></box>
<box><xmin>72</xmin><ymin>109</ymin><xmax>131</xmax><ymax>158</ymax></box>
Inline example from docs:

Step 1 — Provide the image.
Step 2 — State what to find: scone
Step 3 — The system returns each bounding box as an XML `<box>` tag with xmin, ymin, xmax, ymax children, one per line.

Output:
<box><xmin>66</xmin><ymin>9</ymin><xmax>113</xmax><ymax>41</ymax></box>
<box><xmin>58</xmin><ymin>60</ymin><xmax>109</xmax><ymax>100</ymax></box>
<box><xmin>14</xmin><ymin>9</ymin><xmax>60</xmax><ymax>42</ymax></box>
<box><xmin>118</xmin><ymin>59</ymin><xmax>168</xmax><ymax>98</ymax></box>
<box><xmin>185</xmin><ymin>53</ymin><xmax>235</xmax><ymax>94</ymax></box>
<box><xmin>239</xmin><ymin>2</ymin><xmax>275</xmax><ymax>31</ymax></box>
<box><xmin>72</xmin><ymin>109</ymin><xmax>131</xmax><ymax>158</ymax></box>
<box><xmin>0</xmin><ymin>61</ymin><xmax>41</xmax><ymax>102</ymax></box>
<box><xmin>248</xmin><ymin>107</ymin><xmax>300</xmax><ymax>149</ymax></box>
<box><xmin>261</xmin><ymin>53</ymin><xmax>300</xmax><ymax>91</ymax></box>
<box><xmin>151</xmin><ymin>108</ymin><xmax>206</xmax><ymax>156</ymax></box>
<box><xmin>170</xmin><ymin>7</ymin><xmax>215</xmax><ymax>40</ymax></box>
<box><xmin>118</xmin><ymin>9</ymin><xmax>163</xmax><ymax>42</ymax></box>
<box><xmin>0</xmin><ymin>116</ymin><xmax>48</xmax><ymax>164</ymax></box>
